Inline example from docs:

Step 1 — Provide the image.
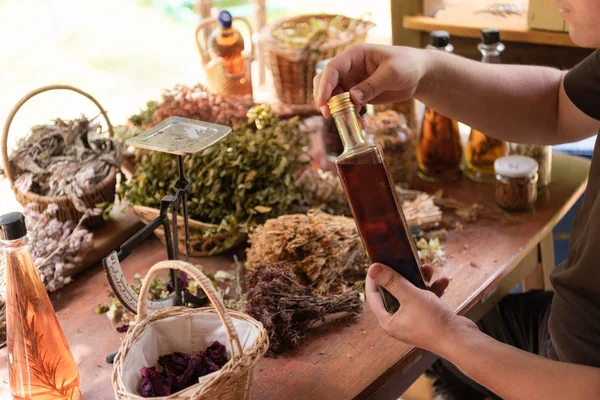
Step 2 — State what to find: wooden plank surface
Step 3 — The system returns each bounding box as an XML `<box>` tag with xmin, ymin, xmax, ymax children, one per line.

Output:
<box><xmin>401</xmin><ymin>0</ymin><xmax>579</xmax><ymax>48</ymax></box>
<box><xmin>0</xmin><ymin>153</ymin><xmax>589</xmax><ymax>400</ymax></box>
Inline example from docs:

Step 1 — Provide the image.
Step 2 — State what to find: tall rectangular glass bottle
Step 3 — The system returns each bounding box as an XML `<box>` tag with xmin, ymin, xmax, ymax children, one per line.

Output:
<box><xmin>328</xmin><ymin>93</ymin><xmax>426</xmax><ymax>313</ymax></box>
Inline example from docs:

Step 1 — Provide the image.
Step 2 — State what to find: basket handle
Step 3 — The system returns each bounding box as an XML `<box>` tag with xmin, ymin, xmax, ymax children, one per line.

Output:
<box><xmin>137</xmin><ymin>260</ymin><xmax>244</xmax><ymax>359</ymax></box>
<box><xmin>195</xmin><ymin>16</ymin><xmax>255</xmax><ymax>66</ymax></box>
<box><xmin>1</xmin><ymin>84</ymin><xmax>115</xmax><ymax>186</ymax></box>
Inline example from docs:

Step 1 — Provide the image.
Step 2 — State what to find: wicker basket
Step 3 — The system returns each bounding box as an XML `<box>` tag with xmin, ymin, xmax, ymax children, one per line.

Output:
<box><xmin>1</xmin><ymin>85</ymin><xmax>118</xmax><ymax>228</ymax></box>
<box><xmin>132</xmin><ymin>205</ymin><xmax>246</xmax><ymax>257</ymax></box>
<box><xmin>196</xmin><ymin>16</ymin><xmax>254</xmax><ymax>98</ymax></box>
<box><xmin>113</xmin><ymin>260</ymin><xmax>269</xmax><ymax>400</ymax></box>
<box><xmin>261</xmin><ymin>14</ymin><xmax>375</xmax><ymax>105</ymax></box>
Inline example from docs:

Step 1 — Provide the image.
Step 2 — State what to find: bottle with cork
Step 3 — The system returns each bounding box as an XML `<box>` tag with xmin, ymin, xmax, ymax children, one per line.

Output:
<box><xmin>417</xmin><ymin>30</ymin><xmax>463</xmax><ymax>182</ymax></box>
<box><xmin>328</xmin><ymin>92</ymin><xmax>426</xmax><ymax>313</ymax></box>
<box><xmin>464</xmin><ymin>28</ymin><xmax>509</xmax><ymax>183</ymax></box>
<box><xmin>1</xmin><ymin>212</ymin><xmax>82</xmax><ymax>400</ymax></box>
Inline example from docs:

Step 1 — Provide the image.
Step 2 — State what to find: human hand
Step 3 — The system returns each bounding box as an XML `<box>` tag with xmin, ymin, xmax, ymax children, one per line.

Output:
<box><xmin>313</xmin><ymin>43</ymin><xmax>430</xmax><ymax>117</ymax></box>
<box><xmin>365</xmin><ymin>263</ymin><xmax>477</xmax><ymax>354</ymax></box>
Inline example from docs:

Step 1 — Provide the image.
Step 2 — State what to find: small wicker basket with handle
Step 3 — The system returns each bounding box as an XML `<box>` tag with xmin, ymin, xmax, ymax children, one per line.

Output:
<box><xmin>112</xmin><ymin>260</ymin><xmax>269</xmax><ymax>400</ymax></box>
<box><xmin>1</xmin><ymin>84</ymin><xmax>118</xmax><ymax>228</ymax></box>
<box><xmin>261</xmin><ymin>14</ymin><xmax>375</xmax><ymax>105</ymax></box>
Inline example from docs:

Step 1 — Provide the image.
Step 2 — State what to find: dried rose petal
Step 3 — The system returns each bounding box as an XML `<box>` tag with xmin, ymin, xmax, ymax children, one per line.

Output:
<box><xmin>140</xmin><ymin>366</ymin><xmax>171</xmax><ymax>397</ymax></box>
<box><xmin>174</xmin><ymin>354</ymin><xmax>203</xmax><ymax>391</ymax></box>
<box><xmin>116</xmin><ymin>325</ymin><xmax>129</xmax><ymax>333</ymax></box>
<box><xmin>158</xmin><ymin>352</ymin><xmax>190</xmax><ymax>376</ymax></box>
<box><xmin>206</xmin><ymin>341</ymin><xmax>228</xmax><ymax>367</ymax></box>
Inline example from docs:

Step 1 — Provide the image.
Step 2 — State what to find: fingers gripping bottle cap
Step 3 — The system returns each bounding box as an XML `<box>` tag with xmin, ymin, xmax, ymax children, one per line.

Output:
<box><xmin>327</xmin><ymin>92</ymin><xmax>355</xmax><ymax>115</ymax></box>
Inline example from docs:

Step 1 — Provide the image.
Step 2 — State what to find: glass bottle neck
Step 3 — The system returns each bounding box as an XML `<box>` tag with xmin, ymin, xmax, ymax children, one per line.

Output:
<box><xmin>0</xmin><ymin>234</ymin><xmax>31</xmax><ymax>253</ymax></box>
<box><xmin>332</xmin><ymin>109</ymin><xmax>367</xmax><ymax>152</ymax></box>
<box><xmin>478</xmin><ymin>42</ymin><xmax>504</xmax><ymax>64</ymax></box>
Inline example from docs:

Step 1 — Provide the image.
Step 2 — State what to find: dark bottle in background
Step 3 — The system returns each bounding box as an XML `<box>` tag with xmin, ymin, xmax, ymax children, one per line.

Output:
<box><xmin>417</xmin><ymin>31</ymin><xmax>463</xmax><ymax>182</ymax></box>
<box><xmin>464</xmin><ymin>28</ymin><xmax>508</xmax><ymax>183</ymax></box>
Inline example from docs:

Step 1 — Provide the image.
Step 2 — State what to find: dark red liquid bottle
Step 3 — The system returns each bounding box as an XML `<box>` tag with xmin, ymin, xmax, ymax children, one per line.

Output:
<box><xmin>328</xmin><ymin>93</ymin><xmax>426</xmax><ymax>312</ymax></box>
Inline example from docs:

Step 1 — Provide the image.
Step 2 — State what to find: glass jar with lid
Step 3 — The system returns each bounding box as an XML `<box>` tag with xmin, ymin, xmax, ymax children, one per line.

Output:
<box><xmin>494</xmin><ymin>155</ymin><xmax>539</xmax><ymax>211</ymax></box>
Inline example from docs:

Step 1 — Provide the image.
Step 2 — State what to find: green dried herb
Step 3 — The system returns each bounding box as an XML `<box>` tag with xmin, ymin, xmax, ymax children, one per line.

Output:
<box><xmin>119</xmin><ymin>106</ymin><xmax>309</xmax><ymax>252</ymax></box>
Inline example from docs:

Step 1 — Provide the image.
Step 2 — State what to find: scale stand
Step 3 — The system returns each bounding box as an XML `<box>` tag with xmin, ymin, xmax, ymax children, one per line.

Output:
<box><xmin>102</xmin><ymin>117</ymin><xmax>232</xmax><ymax>360</ymax></box>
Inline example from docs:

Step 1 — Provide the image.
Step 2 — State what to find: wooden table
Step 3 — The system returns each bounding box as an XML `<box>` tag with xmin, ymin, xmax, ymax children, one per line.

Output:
<box><xmin>0</xmin><ymin>153</ymin><xmax>589</xmax><ymax>400</ymax></box>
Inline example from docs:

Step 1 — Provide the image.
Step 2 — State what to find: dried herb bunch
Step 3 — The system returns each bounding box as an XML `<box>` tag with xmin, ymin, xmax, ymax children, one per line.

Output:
<box><xmin>245</xmin><ymin>265</ymin><xmax>362</xmax><ymax>355</ymax></box>
<box><xmin>120</xmin><ymin>105</ymin><xmax>310</xmax><ymax>238</ymax></box>
<box><xmin>128</xmin><ymin>84</ymin><xmax>254</xmax><ymax>130</ymax></box>
<box><xmin>9</xmin><ymin>116</ymin><xmax>121</xmax><ymax>211</ymax></box>
<box><xmin>246</xmin><ymin>210</ymin><xmax>369</xmax><ymax>294</ymax></box>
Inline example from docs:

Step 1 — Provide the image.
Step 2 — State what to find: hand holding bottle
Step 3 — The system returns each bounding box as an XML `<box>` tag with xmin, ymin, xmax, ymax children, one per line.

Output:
<box><xmin>365</xmin><ymin>262</ymin><xmax>472</xmax><ymax>354</ymax></box>
<box><xmin>313</xmin><ymin>43</ymin><xmax>430</xmax><ymax>116</ymax></box>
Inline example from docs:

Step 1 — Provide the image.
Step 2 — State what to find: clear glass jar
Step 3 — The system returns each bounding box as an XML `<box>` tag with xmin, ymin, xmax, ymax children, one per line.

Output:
<box><xmin>364</xmin><ymin>110</ymin><xmax>417</xmax><ymax>187</ymax></box>
<box><xmin>494</xmin><ymin>155</ymin><xmax>539</xmax><ymax>211</ymax></box>
<box><xmin>509</xmin><ymin>144</ymin><xmax>552</xmax><ymax>187</ymax></box>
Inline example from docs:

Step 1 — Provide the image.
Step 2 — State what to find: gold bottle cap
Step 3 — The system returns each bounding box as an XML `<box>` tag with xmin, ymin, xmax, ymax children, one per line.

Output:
<box><xmin>327</xmin><ymin>92</ymin><xmax>354</xmax><ymax>115</ymax></box>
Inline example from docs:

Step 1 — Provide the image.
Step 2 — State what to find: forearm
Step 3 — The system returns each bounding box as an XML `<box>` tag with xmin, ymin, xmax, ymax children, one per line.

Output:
<box><xmin>416</xmin><ymin>50</ymin><xmax>566</xmax><ymax>145</ymax></box>
<box><xmin>437</xmin><ymin>320</ymin><xmax>600</xmax><ymax>400</ymax></box>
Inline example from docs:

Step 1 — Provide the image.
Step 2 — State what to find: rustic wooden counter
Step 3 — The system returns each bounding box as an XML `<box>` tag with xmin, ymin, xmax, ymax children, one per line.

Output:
<box><xmin>0</xmin><ymin>152</ymin><xmax>589</xmax><ymax>400</ymax></box>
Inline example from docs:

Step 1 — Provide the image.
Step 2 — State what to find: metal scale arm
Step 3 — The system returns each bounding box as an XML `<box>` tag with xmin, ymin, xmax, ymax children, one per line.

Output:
<box><xmin>102</xmin><ymin>117</ymin><xmax>232</xmax><ymax>314</ymax></box>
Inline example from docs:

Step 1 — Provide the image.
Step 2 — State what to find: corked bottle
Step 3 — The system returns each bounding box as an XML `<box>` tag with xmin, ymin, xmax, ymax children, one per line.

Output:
<box><xmin>1</xmin><ymin>212</ymin><xmax>82</xmax><ymax>400</ymax></box>
<box><xmin>494</xmin><ymin>155</ymin><xmax>538</xmax><ymax>211</ymax></box>
<box><xmin>464</xmin><ymin>29</ymin><xmax>509</xmax><ymax>183</ymax></box>
<box><xmin>417</xmin><ymin>31</ymin><xmax>463</xmax><ymax>182</ymax></box>
<box><xmin>328</xmin><ymin>92</ymin><xmax>426</xmax><ymax>313</ymax></box>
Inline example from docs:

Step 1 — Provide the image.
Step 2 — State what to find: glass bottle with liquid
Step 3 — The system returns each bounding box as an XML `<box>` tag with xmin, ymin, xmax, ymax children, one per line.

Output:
<box><xmin>209</xmin><ymin>10</ymin><xmax>245</xmax><ymax>75</ymax></box>
<box><xmin>417</xmin><ymin>31</ymin><xmax>463</xmax><ymax>182</ymax></box>
<box><xmin>328</xmin><ymin>93</ymin><xmax>426</xmax><ymax>313</ymax></box>
<box><xmin>1</xmin><ymin>212</ymin><xmax>82</xmax><ymax>400</ymax></box>
<box><xmin>464</xmin><ymin>29</ymin><xmax>508</xmax><ymax>183</ymax></box>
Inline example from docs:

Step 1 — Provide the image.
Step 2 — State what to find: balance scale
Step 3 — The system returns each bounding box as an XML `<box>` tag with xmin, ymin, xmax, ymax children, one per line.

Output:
<box><xmin>102</xmin><ymin>116</ymin><xmax>232</xmax><ymax>314</ymax></box>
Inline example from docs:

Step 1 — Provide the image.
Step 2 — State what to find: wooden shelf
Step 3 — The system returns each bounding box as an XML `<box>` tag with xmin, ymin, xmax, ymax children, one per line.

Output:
<box><xmin>402</xmin><ymin>0</ymin><xmax>577</xmax><ymax>48</ymax></box>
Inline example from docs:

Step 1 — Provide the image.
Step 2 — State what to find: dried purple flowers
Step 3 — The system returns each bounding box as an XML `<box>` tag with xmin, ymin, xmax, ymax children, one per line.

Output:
<box><xmin>245</xmin><ymin>265</ymin><xmax>362</xmax><ymax>355</ymax></box>
<box><xmin>139</xmin><ymin>341</ymin><xmax>228</xmax><ymax>397</ymax></box>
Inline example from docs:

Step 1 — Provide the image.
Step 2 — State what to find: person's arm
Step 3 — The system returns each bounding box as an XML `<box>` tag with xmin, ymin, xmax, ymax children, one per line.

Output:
<box><xmin>418</xmin><ymin>49</ymin><xmax>599</xmax><ymax>145</ymax></box>
<box><xmin>314</xmin><ymin>44</ymin><xmax>600</xmax><ymax>145</ymax></box>
<box><xmin>365</xmin><ymin>263</ymin><xmax>600</xmax><ymax>400</ymax></box>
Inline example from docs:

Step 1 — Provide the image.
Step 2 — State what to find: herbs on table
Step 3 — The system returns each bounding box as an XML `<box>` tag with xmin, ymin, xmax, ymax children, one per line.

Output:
<box><xmin>120</xmin><ymin>104</ymin><xmax>310</xmax><ymax>247</ymax></box>
<box><xmin>139</xmin><ymin>341</ymin><xmax>228</xmax><ymax>397</ymax></box>
<box><xmin>9</xmin><ymin>116</ymin><xmax>121</xmax><ymax>211</ymax></box>
<box><xmin>245</xmin><ymin>265</ymin><xmax>362</xmax><ymax>356</ymax></box>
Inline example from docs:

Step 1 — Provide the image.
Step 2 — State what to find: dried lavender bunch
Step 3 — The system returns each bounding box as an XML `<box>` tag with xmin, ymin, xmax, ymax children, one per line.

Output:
<box><xmin>245</xmin><ymin>265</ymin><xmax>362</xmax><ymax>355</ymax></box>
<box><xmin>23</xmin><ymin>203</ymin><xmax>93</xmax><ymax>291</ymax></box>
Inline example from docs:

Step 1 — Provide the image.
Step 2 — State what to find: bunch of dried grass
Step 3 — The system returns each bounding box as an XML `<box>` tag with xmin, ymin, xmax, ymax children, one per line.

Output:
<box><xmin>246</xmin><ymin>210</ymin><xmax>368</xmax><ymax>294</ymax></box>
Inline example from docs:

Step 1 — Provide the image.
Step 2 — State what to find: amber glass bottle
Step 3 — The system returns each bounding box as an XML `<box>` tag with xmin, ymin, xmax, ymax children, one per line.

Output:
<box><xmin>417</xmin><ymin>31</ymin><xmax>463</xmax><ymax>182</ymax></box>
<box><xmin>328</xmin><ymin>93</ymin><xmax>426</xmax><ymax>313</ymax></box>
<box><xmin>209</xmin><ymin>10</ymin><xmax>245</xmax><ymax>75</ymax></box>
<box><xmin>1</xmin><ymin>212</ymin><xmax>82</xmax><ymax>400</ymax></box>
<box><xmin>464</xmin><ymin>29</ymin><xmax>508</xmax><ymax>183</ymax></box>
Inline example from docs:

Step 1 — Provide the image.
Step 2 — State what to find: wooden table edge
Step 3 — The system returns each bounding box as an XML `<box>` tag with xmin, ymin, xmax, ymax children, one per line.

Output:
<box><xmin>357</xmin><ymin>156</ymin><xmax>589</xmax><ymax>399</ymax></box>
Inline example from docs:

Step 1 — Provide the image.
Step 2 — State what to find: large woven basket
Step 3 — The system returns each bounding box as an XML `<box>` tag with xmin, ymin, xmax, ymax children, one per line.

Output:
<box><xmin>261</xmin><ymin>14</ymin><xmax>375</xmax><ymax>105</ymax></box>
<box><xmin>113</xmin><ymin>260</ymin><xmax>269</xmax><ymax>400</ymax></box>
<box><xmin>132</xmin><ymin>205</ymin><xmax>247</xmax><ymax>257</ymax></box>
<box><xmin>1</xmin><ymin>85</ymin><xmax>118</xmax><ymax>228</ymax></box>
